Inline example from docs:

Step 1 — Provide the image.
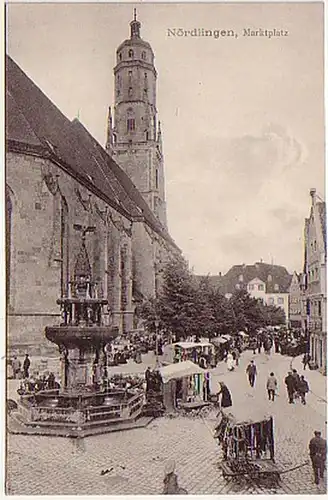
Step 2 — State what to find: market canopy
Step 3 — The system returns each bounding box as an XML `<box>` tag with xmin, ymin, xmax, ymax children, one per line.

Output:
<box><xmin>173</xmin><ymin>341</ymin><xmax>213</xmax><ymax>350</ymax></box>
<box><xmin>211</xmin><ymin>337</ymin><xmax>229</xmax><ymax>345</ymax></box>
<box><xmin>159</xmin><ymin>361</ymin><xmax>207</xmax><ymax>383</ymax></box>
<box><xmin>238</xmin><ymin>331</ymin><xmax>249</xmax><ymax>337</ymax></box>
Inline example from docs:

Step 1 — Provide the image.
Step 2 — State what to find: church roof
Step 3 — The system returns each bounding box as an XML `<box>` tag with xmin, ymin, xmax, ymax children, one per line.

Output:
<box><xmin>6</xmin><ymin>55</ymin><xmax>177</xmax><ymax>249</ymax></box>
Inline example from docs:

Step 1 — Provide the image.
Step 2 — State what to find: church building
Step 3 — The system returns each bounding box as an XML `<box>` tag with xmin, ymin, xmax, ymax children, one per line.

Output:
<box><xmin>6</xmin><ymin>14</ymin><xmax>180</xmax><ymax>353</ymax></box>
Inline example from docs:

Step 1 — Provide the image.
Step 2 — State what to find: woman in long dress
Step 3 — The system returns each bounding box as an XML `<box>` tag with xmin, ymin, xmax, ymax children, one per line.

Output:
<box><xmin>226</xmin><ymin>352</ymin><xmax>234</xmax><ymax>371</ymax></box>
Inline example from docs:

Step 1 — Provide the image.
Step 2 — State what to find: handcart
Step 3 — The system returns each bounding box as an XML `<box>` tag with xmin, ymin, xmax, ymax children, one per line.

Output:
<box><xmin>214</xmin><ymin>409</ymin><xmax>281</xmax><ymax>484</ymax></box>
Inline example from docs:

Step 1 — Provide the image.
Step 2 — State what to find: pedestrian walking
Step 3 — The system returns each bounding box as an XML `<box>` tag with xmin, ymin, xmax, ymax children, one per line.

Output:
<box><xmin>23</xmin><ymin>354</ymin><xmax>30</xmax><ymax>379</ymax></box>
<box><xmin>292</xmin><ymin>369</ymin><xmax>301</xmax><ymax>400</ymax></box>
<box><xmin>226</xmin><ymin>352</ymin><xmax>234</xmax><ymax>372</ymax></box>
<box><xmin>303</xmin><ymin>353</ymin><xmax>311</xmax><ymax>370</ymax></box>
<box><xmin>11</xmin><ymin>356</ymin><xmax>21</xmax><ymax>379</ymax></box>
<box><xmin>246</xmin><ymin>360</ymin><xmax>257</xmax><ymax>387</ymax></box>
<box><xmin>266</xmin><ymin>372</ymin><xmax>278</xmax><ymax>401</ymax></box>
<box><xmin>250</xmin><ymin>338</ymin><xmax>257</xmax><ymax>355</ymax></box>
<box><xmin>233</xmin><ymin>348</ymin><xmax>240</xmax><ymax>367</ymax></box>
<box><xmin>298</xmin><ymin>375</ymin><xmax>309</xmax><ymax>405</ymax></box>
<box><xmin>309</xmin><ymin>431</ymin><xmax>327</xmax><ymax>485</ymax></box>
<box><xmin>284</xmin><ymin>371</ymin><xmax>295</xmax><ymax>403</ymax></box>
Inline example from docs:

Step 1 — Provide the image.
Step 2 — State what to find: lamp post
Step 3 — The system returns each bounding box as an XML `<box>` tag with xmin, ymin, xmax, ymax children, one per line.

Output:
<box><xmin>154</xmin><ymin>319</ymin><xmax>160</xmax><ymax>368</ymax></box>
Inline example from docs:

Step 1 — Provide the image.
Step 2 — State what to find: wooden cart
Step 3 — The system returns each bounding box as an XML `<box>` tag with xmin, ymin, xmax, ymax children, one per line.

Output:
<box><xmin>214</xmin><ymin>410</ymin><xmax>281</xmax><ymax>484</ymax></box>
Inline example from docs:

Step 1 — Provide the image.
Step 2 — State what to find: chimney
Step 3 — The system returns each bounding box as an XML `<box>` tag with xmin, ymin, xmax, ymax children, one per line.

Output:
<box><xmin>310</xmin><ymin>188</ymin><xmax>316</xmax><ymax>206</ymax></box>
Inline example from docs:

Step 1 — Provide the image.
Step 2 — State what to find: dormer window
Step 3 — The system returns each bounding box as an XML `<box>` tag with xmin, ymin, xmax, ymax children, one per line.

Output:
<box><xmin>128</xmin><ymin>49</ymin><xmax>134</xmax><ymax>58</ymax></box>
<box><xmin>274</xmin><ymin>284</ymin><xmax>279</xmax><ymax>292</ymax></box>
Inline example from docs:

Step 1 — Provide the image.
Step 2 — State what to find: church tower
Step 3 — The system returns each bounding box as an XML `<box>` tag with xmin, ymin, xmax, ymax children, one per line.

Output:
<box><xmin>106</xmin><ymin>11</ymin><xmax>167</xmax><ymax>228</ymax></box>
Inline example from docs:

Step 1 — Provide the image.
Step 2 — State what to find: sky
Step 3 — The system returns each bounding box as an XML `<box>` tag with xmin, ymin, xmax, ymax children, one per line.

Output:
<box><xmin>6</xmin><ymin>2</ymin><xmax>325</xmax><ymax>275</ymax></box>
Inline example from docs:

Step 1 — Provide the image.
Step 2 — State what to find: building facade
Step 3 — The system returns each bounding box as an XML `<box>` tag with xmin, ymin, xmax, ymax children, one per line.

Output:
<box><xmin>301</xmin><ymin>189</ymin><xmax>326</xmax><ymax>373</ymax></box>
<box><xmin>288</xmin><ymin>271</ymin><xmax>302</xmax><ymax>328</ymax></box>
<box><xmin>215</xmin><ymin>262</ymin><xmax>292</xmax><ymax>325</ymax></box>
<box><xmin>6</xmin><ymin>16</ymin><xmax>180</xmax><ymax>353</ymax></box>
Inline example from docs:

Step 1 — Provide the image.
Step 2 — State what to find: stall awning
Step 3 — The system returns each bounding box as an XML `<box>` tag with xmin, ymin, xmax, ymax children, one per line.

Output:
<box><xmin>238</xmin><ymin>331</ymin><xmax>249</xmax><ymax>338</ymax></box>
<box><xmin>221</xmin><ymin>335</ymin><xmax>232</xmax><ymax>341</ymax></box>
<box><xmin>173</xmin><ymin>341</ymin><xmax>212</xmax><ymax>350</ymax></box>
<box><xmin>211</xmin><ymin>337</ymin><xmax>228</xmax><ymax>346</ymax></box>
<box><xmin>159</xmin><ymin>361</ymin><xmax>207</xmax><ymax>383</ymax></box>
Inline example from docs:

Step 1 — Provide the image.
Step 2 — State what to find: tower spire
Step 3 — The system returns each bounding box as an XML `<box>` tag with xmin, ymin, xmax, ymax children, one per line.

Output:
<box><xmin>130</xmin><ymin>8</ymin><xmax>141</xmax><ymax>38</ymax></box>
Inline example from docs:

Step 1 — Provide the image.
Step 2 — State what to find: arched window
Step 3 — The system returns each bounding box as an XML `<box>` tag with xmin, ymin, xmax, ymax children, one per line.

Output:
<box><xmin>127</xmin><ymin>118</ymin><xmax>136</xmax><ymax>131</ymax></box>
<box><xmin>141</xmin><ymin>51</ymin><xmax>146</xmax><ymax>60</ymax></box>
<box><xmin>155</xmin><ymin>169</ymin><xmax>159</xmax><ymax>189</ymax></box>
<box><xmin>128</xmin><ymin>49</ymin><xmax>134</xmax><ymax>58</ymax></box>
<box><xmin>60</xmin><ymin>196</ymin><xmax>69</xmax><ymax>296</ymax></box>
<box><xmin>274</xmin><ymin>283</ymin><xmax>279</xmax><ymax>292</ymax></box>
<box><xmin>128</xmin><ymin>87</ymin><xmax>133</xmax><ymax>97</ymax></box>
<box><xmin>118</xmin><ymin>52</ymin><xmax>122</xmax><ymax>61</ymax></box>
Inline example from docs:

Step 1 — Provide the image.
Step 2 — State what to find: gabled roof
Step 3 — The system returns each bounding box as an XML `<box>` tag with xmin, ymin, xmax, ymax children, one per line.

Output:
<box><xmin>6</xmin><ymin>55</ymin><xmax>178</xmax><ymax>249</ymax></box>
<box><xmin>205</xmin><ymin>262</ymin><xmax>292</xmax><ymax>295</ymax></box>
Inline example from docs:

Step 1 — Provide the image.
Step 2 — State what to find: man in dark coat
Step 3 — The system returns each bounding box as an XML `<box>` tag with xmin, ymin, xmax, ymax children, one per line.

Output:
<box><xmin>298</xmin><ymin>375</ymin><xmax>309</xmax><ymax>405</ymax></box>
<box><xmin>23</xmin><ymin>354</ymin><xmax>30</xmax><ymax>379</ymax></box>
<box><xmin>246</xmin><ymin>360</ymin><xmax>257</xmax><ymax>387</ymax></box>
<box><xmin>284</xmin><ymin>371</ymin><xmax>295</xmax><ymax>403</ymax></box>
<box><xmin>303</xmin><ymin>353</ymin><xmax>311</xmax><ymax>370</ymax></box>
<box><xmin>145</xmin><ymin>367</ymin><xmax>152</xmax><ymax>392</ymax></box>
<box><xmin>309</xmin><ymin>431</ymin><xmax>327</xmax><ymax>484</ymax></box>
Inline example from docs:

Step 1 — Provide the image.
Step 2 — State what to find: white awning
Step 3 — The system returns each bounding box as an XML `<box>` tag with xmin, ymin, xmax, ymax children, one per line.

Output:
<box><xmin>211</xmin><ymin>337</ymin><xmax>228</xmax><ymax>345</ymax></box>
<box><xmin>173</xmin><ymin>341</ymin><xmax>213</xmax><ymax>350</ymax></box>
<box><xmin>221</xmin><ymin>334</ymin><xmax>232</xmax><ymax>341</ymax></box>
<box><xmin>159</xmin><ymin>361</ymin><xmax>207</xmax><ymax>383</ymax></box>
<box><xmin>238</xmin><ymin>331</ymin><xmax>249</xmax><ymax>337</ymax></box>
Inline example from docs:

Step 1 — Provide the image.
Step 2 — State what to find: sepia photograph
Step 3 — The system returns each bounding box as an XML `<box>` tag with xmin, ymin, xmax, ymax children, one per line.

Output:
<box><xmin>4</xmin><ymin>1</ymin><xmax>327</xmax><ymax>495</ymax></box>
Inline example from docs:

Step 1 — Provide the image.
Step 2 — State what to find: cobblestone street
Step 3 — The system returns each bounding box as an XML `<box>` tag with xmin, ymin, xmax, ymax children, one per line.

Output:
<box><xmin>6</xmin><ymin>351</ymin><xmax>327</xmax><ymax>495</ymax></box>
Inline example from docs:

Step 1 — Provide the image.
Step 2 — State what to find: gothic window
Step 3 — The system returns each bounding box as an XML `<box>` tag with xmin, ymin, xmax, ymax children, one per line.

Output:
<box><xmin>128</xmin><ymin>70</ymin><xmax>132</xmax><ymax>82</ymax></box>
<box><xmin>144</xmin><ymin>72</ymin><xmax>148</xmax><ymax>86</ymax></box>
<box><xmin>127</xmin><ymin>118</ymin><xmax>136</xmax><ymax>131</ymax></box>
<box><xmin>60</xmin><ymin>197</ymin><xmax>69</xmax><ymax>297</ymax></box>
<box><xmin>118</xmin><ymin>52</ymin><xmax>122</xmax><ymax>61</ymax></box>
<box><xmin>155</xmin><ymin>169</ymin><xmax>159</xmax><ymax>189</ymax></box>
<box><xmin>128</xmin><ymin>49</ymin><xmax>134</xmax><ymax>58</ymax></box>
<box><xmin>318</xmin><ymin>300</ymin><xmax>322</xmax><ymax>317</ymax></box>
<box><xmin>141</xmin><ymin>51</ymin><xmax>146</xmax><ymax>60</ymax></box>
<box><xmin>145</xmin><ymin>131</ymin><xmax>149</xmax><ymax>141</ymax></box>
<box><xmin>128</xmin><ymin>87</ymin><xmax>133</xmax><ymax>97</ymax></box>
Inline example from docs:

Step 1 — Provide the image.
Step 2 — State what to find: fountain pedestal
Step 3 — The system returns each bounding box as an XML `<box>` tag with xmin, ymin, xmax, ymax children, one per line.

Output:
<box><xmin>12</xmin><ymin>234</ymin><xmax>149</xmax><ymax>437</ymax></box>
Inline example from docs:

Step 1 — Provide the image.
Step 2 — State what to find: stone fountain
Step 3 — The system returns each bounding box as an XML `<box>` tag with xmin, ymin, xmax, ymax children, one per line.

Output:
<box><xmin>13</xmin><ymin>229</ymin><xmax>148</xmax><ymax>437</ymax></box>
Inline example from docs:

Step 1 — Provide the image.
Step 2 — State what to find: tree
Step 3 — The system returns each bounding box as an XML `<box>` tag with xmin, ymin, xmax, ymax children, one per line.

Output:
<box><xmin>229</xmin><ymin>289</ymin><xmax>265</xmax><ymax>334</ymax></box>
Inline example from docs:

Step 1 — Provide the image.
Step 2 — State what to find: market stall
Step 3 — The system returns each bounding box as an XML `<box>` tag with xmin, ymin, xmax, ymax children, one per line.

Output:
<box><xmin>214</xmin><ymin>408</ymin><xmax>280</xmax><ymax>482</ymax></box>
<box><xmin>162</xmin><ymin>341</ymin><xmax>215</xmax><ymax>367</ymax></box>
<box><xmin>159</xmin><ymin>361</ymin><xmax>210</xmax><ymax>412</ymax></box>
